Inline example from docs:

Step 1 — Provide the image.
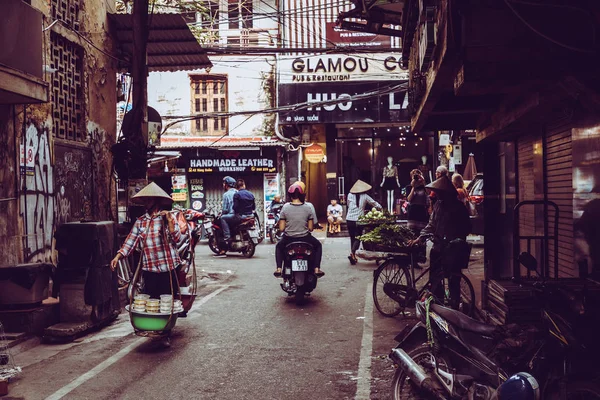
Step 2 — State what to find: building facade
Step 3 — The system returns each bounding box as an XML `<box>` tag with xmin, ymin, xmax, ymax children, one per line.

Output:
<box><xmin>276</xmin><ymin>0</ymin><xmax>436</xmax><ymax>217</ymax></box>
<box><xmin>1</xmin><ymin>0</ymin><xmax>118</xmax><ymax>266</ymax></box>
<box><xmin>398</xmin><ymin>0</ymin><xmax>600</xmax><ymax>322</ymax></box>
<box><xmin>149</xmin><ymin>0</ymin><xmax>285</xmax><ymax>225</ymax></box>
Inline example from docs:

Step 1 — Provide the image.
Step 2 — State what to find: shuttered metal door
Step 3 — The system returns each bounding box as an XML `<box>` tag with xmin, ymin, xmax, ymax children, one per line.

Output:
<box><xmin>545</xmin><ymin>120</ymin><xmax>575</xmax><ymax>277</ymax></box>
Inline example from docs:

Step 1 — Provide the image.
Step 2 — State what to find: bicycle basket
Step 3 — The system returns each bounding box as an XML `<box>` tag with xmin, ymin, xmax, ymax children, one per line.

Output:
<box><xmin>440</xmin><ymin>239</ymin><xmax>472</xmax><ymax>272</ymax></box>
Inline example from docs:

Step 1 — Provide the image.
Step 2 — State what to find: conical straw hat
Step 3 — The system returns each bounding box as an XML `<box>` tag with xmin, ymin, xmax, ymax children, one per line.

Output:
<box><xmin>426</xmin><ymin>176</ymin><xmax>458</xmax><ymax>195</ymax></box>
<box><xmin>132</xmin><ymin>182</ymin><xmax>173</xmax><ymax>205</ymax></box>
<box><xmin>350</xmin><ymin>180</ymin><xmax>372</xmax><ymax>194</ymax></box>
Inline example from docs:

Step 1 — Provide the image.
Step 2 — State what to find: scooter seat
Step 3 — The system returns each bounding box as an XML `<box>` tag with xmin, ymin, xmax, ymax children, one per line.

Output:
<box><xmin>237</xmin><ymin>218</ymin><xmax>255</xmax><ymax>229</ymax></box>
<box><xmin>431</xmin><ymin>304</ymin><xmax>499</xmax><ymax>336</ymax></box>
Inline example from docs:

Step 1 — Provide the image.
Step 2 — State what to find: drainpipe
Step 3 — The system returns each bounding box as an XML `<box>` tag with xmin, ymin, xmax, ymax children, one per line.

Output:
<box><xmin>298</xmin><ymin>146</ymin><xmax>302</xmax><ymax>181</ymax></box>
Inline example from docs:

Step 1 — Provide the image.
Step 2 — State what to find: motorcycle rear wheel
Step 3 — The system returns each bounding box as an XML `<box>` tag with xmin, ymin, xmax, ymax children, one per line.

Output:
<box><xmin>242</xmin><ymin>240</ymin><xmax>256</xmax><ymax>258</ymax></box>
<box><xmin>208</xmin><ymin>236</ymin><xmax>220</xmax><ymax>255</ymax></box>
<box><xmin>295</xmin><ymin>287</ymin><xmax>306</xmax><ymax>305</ymax></box>
<box><xmin>392</xmin><ymin>344</ymin><xmax>451</xmax><ymax>400</ymax></box>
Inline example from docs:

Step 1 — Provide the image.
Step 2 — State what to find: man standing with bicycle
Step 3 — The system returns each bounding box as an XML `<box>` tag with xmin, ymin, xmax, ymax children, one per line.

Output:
<box><xmin>408</xmin><ymin>175</ymin><xmax>471</xmax><ymax>307</ymax></box>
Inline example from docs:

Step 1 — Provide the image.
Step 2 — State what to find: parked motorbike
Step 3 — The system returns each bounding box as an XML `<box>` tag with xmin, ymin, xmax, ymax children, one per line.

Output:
<box><xmin>203</xmin><ymin>213</ymin><xmax>259</xmax><ymax>258</ymax></box>
<box><xmin>279</xmin><ymin>241</ymin><xmax>318</xmax><ymax>305</ymax></box>
<box><xmin>389</xmin><ymin>272</ymin><xmax>600</xmax><ymax>399</ymax></box>
<box><xmin>266</xmin><ymin>206</ymin><xmax>283</xmax><ymax>244</ymax></box>
<box><xmin>253</xmin><ymin>211</ymin><xmax>264</xmax><ymax>244</ymax></box>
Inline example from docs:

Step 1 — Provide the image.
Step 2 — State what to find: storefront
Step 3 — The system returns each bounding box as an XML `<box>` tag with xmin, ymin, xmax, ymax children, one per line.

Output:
<box><xmin>152</xmin><ymin>137</ymin><xmax>286</xmax><ymax>228</ymax></box>
<box><xmin>278</xmin><ymin>53</ymin><xmax>431</xmax><ymax>215</ymax></box>
<box><xmin>183</xmin><ymin>147</ymin><xmax>280</xmax><ymax>218</ymax></box>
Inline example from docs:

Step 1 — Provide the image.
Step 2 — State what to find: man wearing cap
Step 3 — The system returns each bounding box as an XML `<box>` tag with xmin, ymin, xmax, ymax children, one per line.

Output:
<box><xmin>110</xmin><ymin>182</ymin><xmax>182</xmax><ymax>299</ymax></box>
<box><xmin>218</xmin><ymin>176</ymin><xmax>238</xmax><ymax>255</ymax></box>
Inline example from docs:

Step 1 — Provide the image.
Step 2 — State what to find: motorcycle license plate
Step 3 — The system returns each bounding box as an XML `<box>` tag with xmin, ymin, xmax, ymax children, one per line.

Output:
<box><xmin>248</xmin><ymin>229</ymin><xmax>258</xmax><ymax>238</ymax></box>
<box><xmin>203</xmin><ymin>222</ymin><xmax>212</xmax><ymax>230</ymax></box>
<box><xmin>292</xmin><ymin>259</ymin><xmax>309</xmax><ymax>271</ymax></box>
<box><xmin>267</xmin><ymin>219</ymin><xmax>275</xmax><ymax>224</ymax></box>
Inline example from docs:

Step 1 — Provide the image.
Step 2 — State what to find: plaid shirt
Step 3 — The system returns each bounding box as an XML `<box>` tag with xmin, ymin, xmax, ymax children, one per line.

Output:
<box><xmin>118</xmin><ymin>213</ymin><xmax>182</xmax><ymax>273</ymax></box>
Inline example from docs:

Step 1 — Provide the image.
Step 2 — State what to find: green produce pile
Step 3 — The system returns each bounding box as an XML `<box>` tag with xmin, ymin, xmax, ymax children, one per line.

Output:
<box><xmin>357</xmin><ymin>209</ymin><xmax>396</xmax><ymax>225</ymax></box>
<box><xmin>357</xmin><ymin>223</ymin><xmax>417</xmax><ymax>249</ymax></box>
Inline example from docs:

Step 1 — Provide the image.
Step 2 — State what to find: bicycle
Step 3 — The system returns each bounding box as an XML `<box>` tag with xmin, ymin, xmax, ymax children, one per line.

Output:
<box><xmin>372</xmin><ymin>238</ymin><xmax>475</xmax><ymax>318</ymax></box>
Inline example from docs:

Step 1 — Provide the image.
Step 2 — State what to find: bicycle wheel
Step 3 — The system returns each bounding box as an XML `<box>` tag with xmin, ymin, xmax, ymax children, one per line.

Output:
<box><xmin>373</xmin><ymin>259</ymin><xmax>413</xmax><ymax>317</ymax></box>
<box><xmin>429</xmin><ymin>272</ymin><xmax>476</xmax><ymax>317</ymax></box>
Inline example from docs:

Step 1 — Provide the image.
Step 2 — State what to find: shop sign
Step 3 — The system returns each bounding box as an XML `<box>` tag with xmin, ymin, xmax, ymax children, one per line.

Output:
<box><xmin>189</xmin><ymin>178</ymin><xmax>205</xmax><ymax>211</ymax></box>
<box><xmin>453</xmin><ymin>144</ymin><xmax>462</xmax><ymax>165</ymax></box>
<box><xmin>187</xmin><ymin>150</ymin><xmax>277</xmax><ymax>174</ymax></box>
<box><xmin>304</xmin><ymin>144</ymin><xmax>325</xmax><ymax>163</ymax></box>
<box><xmin>19</xmin><ymin>144</ymin><xmax>34</xmax><ymax>176</ymax></box>
<box><xmin>278</xmin><ymin>81</ymin><xmax>409</xmax><ymax>124</ymax></box>
<box><xmin>279</xmin><ymin>53</ymin><xmax>408</xmax><ymax>84</ymax></box>
<box><xmin>171</xmin><ymin>175</ymin><xmax>188</xmax><ymax>202</ymax></box>
<box><xmin>325</xmin><ymin>22</ymin><xmax>391</xmax><ymax>49</ymax></box>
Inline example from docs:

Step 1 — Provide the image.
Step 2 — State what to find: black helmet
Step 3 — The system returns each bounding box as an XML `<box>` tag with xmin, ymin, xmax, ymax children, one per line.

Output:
<box><xmin>497</xmin><ymin>373</ymin><xmax>540</xmax><ymax>400</ymax></box>
<box><xmin>223</xmin><ymin>176</ymin><xmax>236</xmax><ymax>188</ymax></box>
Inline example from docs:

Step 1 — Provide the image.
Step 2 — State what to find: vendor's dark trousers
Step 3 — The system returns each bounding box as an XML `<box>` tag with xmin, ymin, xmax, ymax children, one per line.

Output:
<box><xmin>142</xmin><ymin>270</ymin><xmax>180</xmax><ymax>299</ymax></box>
<box><xmin>429</xmin><ymin>248</ymin><xmax>460</xmax><ymax>309</ymax></box>
<box><xmin>275</xmin><ymin>234</ymin><xmax>322</xmax><ymax>270</ymax></box>
<box><xmin>346</xmin><ymin>220</ymin><xmax>363</xmax><ymax>254</ymax></box>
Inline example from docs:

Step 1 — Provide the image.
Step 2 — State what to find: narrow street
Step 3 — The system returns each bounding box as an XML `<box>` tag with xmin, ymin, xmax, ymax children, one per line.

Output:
<box><xmin>6</xmin><ymin>237</ymin><xmax>406</xmax><ymax>400</ymax></box>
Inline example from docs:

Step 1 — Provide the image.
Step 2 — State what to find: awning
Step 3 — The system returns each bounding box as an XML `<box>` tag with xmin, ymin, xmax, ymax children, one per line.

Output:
<box><xmin>147</xmin><ymin>150</ymin><xmax>181</xmax><ymax>165</ymax></box>
<box><xmin>337</xmin><ymin>0</ymin><xmax>404</xmax><ymax>38</ymax></box>
<box><xmin>109</xmin><ymin>13</ymin><xmax>212</xmax><ymax>72</ymax></box>
<box><xmin>158</xmin><ymin>136</ymin><xmax>288</xmax><ymax>149</ymax></box>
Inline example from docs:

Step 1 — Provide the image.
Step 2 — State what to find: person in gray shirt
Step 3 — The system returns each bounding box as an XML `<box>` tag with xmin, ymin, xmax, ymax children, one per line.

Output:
<box><xmin>274</xmin><ymin>183</ymin><xmax>324</xmax><ymax>277</ymax></box>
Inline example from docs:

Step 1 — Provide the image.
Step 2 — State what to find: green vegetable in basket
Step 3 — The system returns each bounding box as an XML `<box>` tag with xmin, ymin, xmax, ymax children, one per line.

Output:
<box><xmin>356</xmin><ymin>223</ymin><xmax>417</xmax><ymax>248</ymax></box>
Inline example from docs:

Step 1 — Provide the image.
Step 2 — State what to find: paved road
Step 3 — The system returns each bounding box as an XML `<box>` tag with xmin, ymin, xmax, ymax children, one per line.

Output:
<box><xmin>6</xmin><ymin>237</ymin><xmax>407</xmax><ymax>400</ymax></box>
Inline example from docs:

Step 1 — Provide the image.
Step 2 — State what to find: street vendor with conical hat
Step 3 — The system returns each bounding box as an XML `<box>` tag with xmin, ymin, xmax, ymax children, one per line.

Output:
<box><xmin>110</xmin><ymin>182</ymin><xmax>182</xmax><ymax>299</ymax></box>
<box><xmin>408</xmin><ymin>175</ymin><xmax>471</xmax><ymax>305</ymax></box>
<box><xmin>346</xmin><ymin>180</ymin><xmax>382</xmax><ymax>265</ymax></box>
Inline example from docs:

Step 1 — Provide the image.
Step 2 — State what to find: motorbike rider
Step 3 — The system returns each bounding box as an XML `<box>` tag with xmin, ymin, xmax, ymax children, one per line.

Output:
<box><xmin>232</xmin><ymin>178</ymin><xmax>256</xmax><ymax>225</ymax></box>
<box><xmin>218</xmin><ymin>176</ymin><xmax>238</xmax><ymax>255</ymax></box>
<box><xmin>273</xmin><ymin>183</ymin><xmax>324</xmax><ymax>278</ymax></box>
<box><xmin>292</xmin><ymin>180</ymin><xmax>321</xmax><ymax>230</ymax></box>
<box><xmin>268</xmin><ymin>195</ymin><xmax>283</xmax><ymax>216</ymax></box>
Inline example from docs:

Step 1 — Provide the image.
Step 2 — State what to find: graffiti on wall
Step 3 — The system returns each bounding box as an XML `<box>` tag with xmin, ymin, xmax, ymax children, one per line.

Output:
<box><xmin>88</xmin><ymin>121</ymin><xmax>112</xmax><ymax>220</ymax></box>
<box><xmin>21</xmin><ymin>123</ymin><xmax>55</xmax><ymax>262</ymax></box>
<box><xmin>54</xmin><ymin>144</ymin><xmax>93</xmax><ymax>223</ymax></box>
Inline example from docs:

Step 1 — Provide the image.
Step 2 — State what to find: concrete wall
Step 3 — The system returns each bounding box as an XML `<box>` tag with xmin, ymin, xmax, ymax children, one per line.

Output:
<box><xmin>148</xmin><ymin>56</ymin><xmax>276</xmax><ymax>137</ymax></box>
<box><xmin>0</xmin><ymin>0</ymin><xmax>118</xmax><ymax>266</ymax></box>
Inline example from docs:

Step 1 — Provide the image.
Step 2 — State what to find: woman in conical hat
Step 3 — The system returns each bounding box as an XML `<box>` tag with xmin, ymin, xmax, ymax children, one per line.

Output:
<box><xmin>346</xmin><ymin>180</ymin><xmax>382</xmax><ymax>264</ymax></box>
<box><xmin>110</xmin><ymin>182</ymin><xmax>182</xmax><ymax>305</ymax></box>
<box><xmin>409</xmin><ymin>175</ymin><xmax>471</xmax><ymax>306</ymax></box>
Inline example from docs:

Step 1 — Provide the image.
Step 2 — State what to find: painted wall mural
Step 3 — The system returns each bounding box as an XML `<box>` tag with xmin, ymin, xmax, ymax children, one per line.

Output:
<box><xmin>21</xmin><ymin>123</ymin><xmax>55</xmax><ymax>262</ymax></box>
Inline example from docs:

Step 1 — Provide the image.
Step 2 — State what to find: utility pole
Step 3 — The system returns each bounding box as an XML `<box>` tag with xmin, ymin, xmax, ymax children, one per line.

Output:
<box><xmin>128</xmin><ymin>0</ymin><xmax>149</xmax><ymax>220</ymax></box>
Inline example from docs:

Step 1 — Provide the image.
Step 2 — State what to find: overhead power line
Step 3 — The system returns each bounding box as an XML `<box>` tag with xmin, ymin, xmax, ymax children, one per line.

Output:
<box><xmin>161</xmin><ymin>82</ymin><xmax>407</xmax><ymax>133</ymax></box>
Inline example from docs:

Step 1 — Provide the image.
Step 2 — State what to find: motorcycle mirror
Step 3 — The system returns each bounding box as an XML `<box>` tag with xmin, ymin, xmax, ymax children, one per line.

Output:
<box><xmin>518</xmin><ymin>252</ymin><xmax>538</xmax><ymax>271</ymax></box>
